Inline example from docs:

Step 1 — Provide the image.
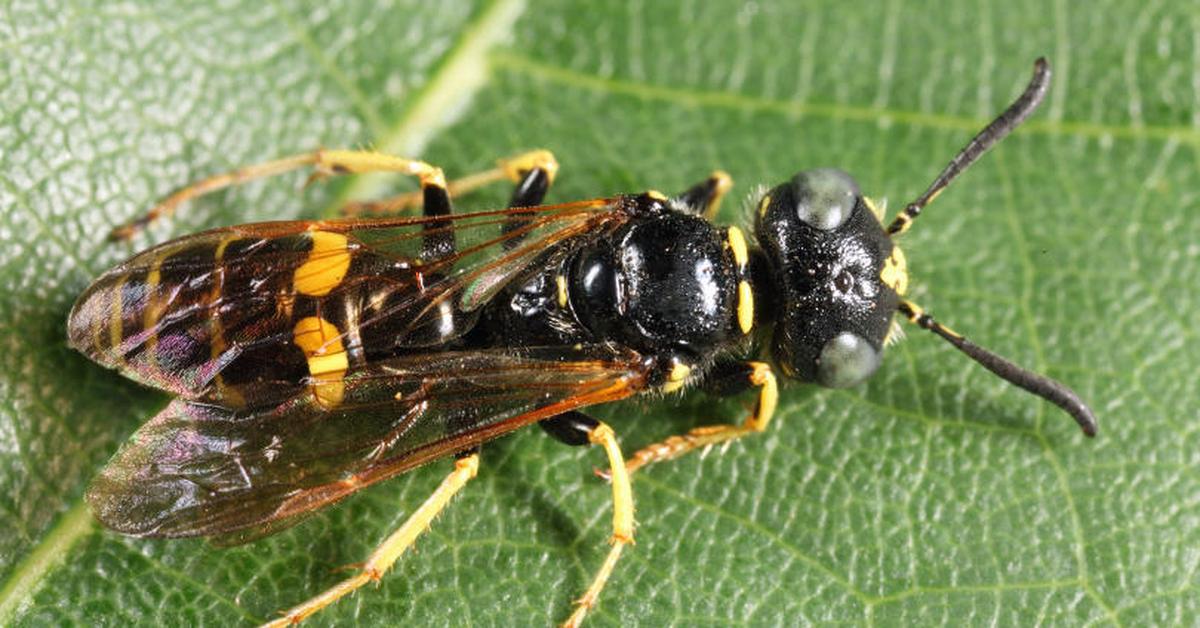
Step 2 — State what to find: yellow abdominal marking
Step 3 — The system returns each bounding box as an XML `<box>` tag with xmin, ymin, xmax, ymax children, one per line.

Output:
<box><xmin>880</xmin><ymin>245</ymin><xmax>909</xmax><ymax>295</ymax></box>
<box><xmin>737</xmin><ymin>280</ymin><xmax>755</xmax><ymax>334</ymax></box>
<box><xmin>142</xmin><ymin>254</ymin><xmax>165</xmax><ymax>358</ymax></box>
<box><xmin>293</xmin><ymin>316</ymin><xmax>349</xmax><ymax>406</ymax></box>
<box><xmin>757</xmin><ymin>194</ymin><xmax>771</xmax><ymax>217</ymax></box>
<box><xmin>294</xmin><ymin>231</ymin><xmax>351</xmax><ymax>296</ymax></box>
<box><xmin>662</xmin><ymin>361</ymin><xmax>692</xmax><ymax>393</ymax></box>
<box><xmin>107</xmin><ymin>274</ymin><xmax>126</xmax><ymax>364</ymax></box>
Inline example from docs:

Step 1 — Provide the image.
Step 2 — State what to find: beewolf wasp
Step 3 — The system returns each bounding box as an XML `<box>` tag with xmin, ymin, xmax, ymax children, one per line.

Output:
<box><xmin>71</xmin><ymin>57</ymin><xmax>1094</xmax><ymax>626</ymax></box>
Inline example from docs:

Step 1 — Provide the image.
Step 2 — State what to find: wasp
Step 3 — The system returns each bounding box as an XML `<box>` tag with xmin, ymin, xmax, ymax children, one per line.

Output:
<box><xmin>70</xmin><ymin>57</ymin><xmax>1095</xmax><ymax>627</ymax></box>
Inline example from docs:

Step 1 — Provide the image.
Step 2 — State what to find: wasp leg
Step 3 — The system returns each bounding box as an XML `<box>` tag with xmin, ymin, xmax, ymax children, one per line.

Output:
<box><xmin>672</xmin><ymin>170</ymin><xmax>733</xmax><ymax>220</ymax></box>
<box><xmin>501</xmin><ymin>151</ymin><xmax>558</xmax><ymax>250</ymax></box>
<box><xmin>418</xmin><ymin>168</ymin><xmax>456</xmax><ymax>260</ymax></box>
<box><xmin>111</xmin><ymin>149</ymin><xmax>451</xmax><ymax>240</ymax></box>
<box><xmin>418</xmin><ymin>149</ymin><xmax>560</xmax><ymax>260</ymax></box>
<box><xmin>339</xmin><ymin>149</ymin><xmax>559</xmax><ymax>217</ymax></box>
<box><xmin>539</xmin><ymin>411</ymin><xmax>599</xmax><ymax>446</ymax></box>
<box><xmin>261</xmin><ymin>452</ymin><xmax>480</xmax><ymax>628</ymax></box>
<box><xmin>621</xmin><ymin>360</ymin><xmax>778</xmax><ymax>475</ymax></box>
<box><xmin>538</xmin><ymin>413</ymin><xmax>635</xmax><ymax>627</ymax></box>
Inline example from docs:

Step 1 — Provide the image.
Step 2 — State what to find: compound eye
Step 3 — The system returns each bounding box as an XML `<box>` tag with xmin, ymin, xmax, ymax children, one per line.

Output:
<box><xmin>816</xmin><ymin>332</ymin><xmax>880</xmax><ymax>388</ymax></box>
<box><xmin>792</xmin><ymin>168</ymin><xmax>860</xmax><ymax>231</ymax></box>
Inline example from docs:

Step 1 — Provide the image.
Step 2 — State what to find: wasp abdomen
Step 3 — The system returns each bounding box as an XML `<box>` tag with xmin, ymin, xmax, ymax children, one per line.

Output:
<box><xmin>68</xmin><ymin>232</ymin><xmax>316</xmax><ymax>405</ymax></box>
<box><xmin>69</xmin><ymin>224</ymin><xmax>494</xmax><ymax>407</ymax></box>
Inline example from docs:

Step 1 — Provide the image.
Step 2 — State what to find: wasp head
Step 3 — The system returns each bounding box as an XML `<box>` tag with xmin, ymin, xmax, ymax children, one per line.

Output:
<box><xmin>754</xmin><ymin>168</ymin><xmax>907</xmax><ymax>388</ymax></box>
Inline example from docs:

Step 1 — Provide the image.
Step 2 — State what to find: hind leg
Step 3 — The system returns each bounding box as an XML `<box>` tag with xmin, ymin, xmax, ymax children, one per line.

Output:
<box><xmin>261</xmin><ymin>452</ymin><xmax>480</xmax><ymax>627</ymax></box>
<box><xmin>112</xmin><ymin>149</ymin><xmax>451</xmax><ymax>239</ymax></box>
<box><xmin>339</xmin><ymin>149</ymin><xmax>559</xmax><ymax>217</ymax></box>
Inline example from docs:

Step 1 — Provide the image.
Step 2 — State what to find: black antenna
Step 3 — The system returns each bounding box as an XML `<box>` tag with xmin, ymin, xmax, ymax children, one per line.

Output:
<box><xmin>887</xmin><ymin>57</ymin><xmax>1051</xmax><ymax>235</ymax></box>
<box><xmin>898</xmin><ymin>301</ymin><xmax>1097</xmax><ymax>437</ymax></box>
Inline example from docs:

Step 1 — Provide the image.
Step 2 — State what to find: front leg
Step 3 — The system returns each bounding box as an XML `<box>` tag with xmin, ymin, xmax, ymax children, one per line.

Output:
<box><xmin>622</xmin><ymin>359</ymin><xmax>778</xmax><ymax>475</ymax></box>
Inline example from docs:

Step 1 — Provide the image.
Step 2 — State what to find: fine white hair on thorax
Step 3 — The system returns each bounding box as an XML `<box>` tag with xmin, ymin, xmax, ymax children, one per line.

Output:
<box><xmin>740</xmin><ymin>183</ymin><xmax>771</xmax><ymax>227</ymax></box>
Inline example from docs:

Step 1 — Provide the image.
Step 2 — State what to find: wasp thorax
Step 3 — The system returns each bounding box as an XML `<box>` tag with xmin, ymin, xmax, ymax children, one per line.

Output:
<box><xmin>569</xmin><ymin>212</ymin><xmax>737</xmax><ymax>354</ymax></box>
<box><xmin>755</xmin><ymin>169</ymin><xmax>899</xmax><ymax>387</ymax></box>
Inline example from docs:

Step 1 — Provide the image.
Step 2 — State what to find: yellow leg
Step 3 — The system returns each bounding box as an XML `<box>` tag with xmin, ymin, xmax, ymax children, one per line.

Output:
<box><xmin>624</xmin><ymin>362</ymin><xmax>778</xmax><ymax>475</ymax></box>
<box><xmin>702</xmin><ymin>170</ymin><xmax>733</xmax><ymax>220</ymax></box>
<box><xmin>561</xmin><ymin>422</ymin><xmax>635</xmax><ymax>628</ymax></box>
<box><xmin>111</xmin><ymin>148</ymin><xmax>448</xmax><ymax>239</ymax></box>
<box><xmin>339</xmin><ymin>149</ymin><xmax>560</xmax><ymax>217</ymax></box>
<box><xmin>674</xmin><ymin>170</ymin><xmax>734</xmax><ymax>220</ymax></box>
<box><xmin>261</xmin><ymin>453</ymin><xmax>479</xmax><ymax>628</ymax></box>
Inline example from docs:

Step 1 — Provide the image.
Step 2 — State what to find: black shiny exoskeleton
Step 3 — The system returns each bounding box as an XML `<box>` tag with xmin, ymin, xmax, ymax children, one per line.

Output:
<box><xmin>478</xmin><ymin>170</ymin><xmax>899</xmax><ymax>393</ymax></box>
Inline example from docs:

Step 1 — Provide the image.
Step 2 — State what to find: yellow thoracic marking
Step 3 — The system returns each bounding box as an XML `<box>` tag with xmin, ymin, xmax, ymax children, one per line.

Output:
<box><xmin>295</xmin><ymin>231</ymin><xmax>352</xmax><ymax>297</ymax></box>
<box><xmin>737</xmin><ymin>280</ymin><xmax>755</xmax><ymax>334</ymax></box>
<box><xmin>556</xmin><ymin>274</ymin><xmax>568</xmax><ymax>307</ymax></box>
<box><xmin>880</xmin><ymin>245</ymin><xmax>909</xmax><ymax>295</ymax></box>
<box><xmin>646</xmin><ymin>189</ymin><xmax>668</xmax><ymax>201</ymax></box>
<box><xmin>293</xmin><ymin>316</ymin><xmax>349</xmax><ymax>406</ymax></box>
<box><xmin>661</xmin><ymin>361</ymin><xmax>692</xmax><ymax>393</ymax></box>
<box><xmin>757</xmin><ymin>194</ymin><xmax>771</xmax><ymax>217</ymax></box>
<box><xmin>726</xmin><ymin>226</ymin><xmax>748</xmax><ymax>268</ymax></box>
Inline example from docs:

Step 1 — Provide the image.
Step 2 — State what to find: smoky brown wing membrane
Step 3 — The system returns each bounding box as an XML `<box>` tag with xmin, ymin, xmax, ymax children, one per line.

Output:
<box><xmin>68</xmin><ymin>200</ymin><xmax>621</xmax><ymax>406</ymax></box>
<box><xmin>86</xmin><ymin>344</ymin><xmax>649</xmax><ymax>540</ymax></box>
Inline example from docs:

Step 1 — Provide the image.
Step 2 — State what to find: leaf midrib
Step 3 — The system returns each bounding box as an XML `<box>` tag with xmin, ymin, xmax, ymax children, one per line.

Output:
<box><xmin>490</xmin><ymin>51</ymin><xmax>1200</xmax><ymax>146</ymax></box>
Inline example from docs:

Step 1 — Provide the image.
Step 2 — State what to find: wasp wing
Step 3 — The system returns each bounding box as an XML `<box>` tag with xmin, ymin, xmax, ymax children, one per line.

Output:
<box><xmin>68</xmin><ymin>199</ymin><xmax>625</xmax><ymax>404</ymax></box>
<box><xmin>86</xmin><ymin>344</ymin><xmax>650</xmax><ymax>540</ymax></box>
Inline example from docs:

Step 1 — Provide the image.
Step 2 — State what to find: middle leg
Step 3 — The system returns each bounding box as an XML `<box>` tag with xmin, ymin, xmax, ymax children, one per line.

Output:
<box><xmin>111</xmin><ymin>149</ymin><xmax>450</xmax><ymax>239</ymax></box>
<box><xmin>539</xmin><ymin>412</ymin><xmax>635</xmax><ymax>628</ymax></box>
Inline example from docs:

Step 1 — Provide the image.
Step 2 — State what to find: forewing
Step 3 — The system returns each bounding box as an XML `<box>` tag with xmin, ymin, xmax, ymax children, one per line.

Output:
<box><xmin>86</xmin><ymin>344</ymin><xmax>650</xmax><ymax>540</ymax></box>
<box><xmin>68</xmin><ymin>199</ymin><xmax>624</xmax><ymax>401</ymax></box>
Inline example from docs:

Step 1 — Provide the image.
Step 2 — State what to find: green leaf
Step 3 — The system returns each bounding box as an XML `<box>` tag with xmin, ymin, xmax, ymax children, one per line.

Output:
<box><xmin>2</xmin><ymin>1</ymin><xmax>1197</xmax><ymax>625</ymax></box>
